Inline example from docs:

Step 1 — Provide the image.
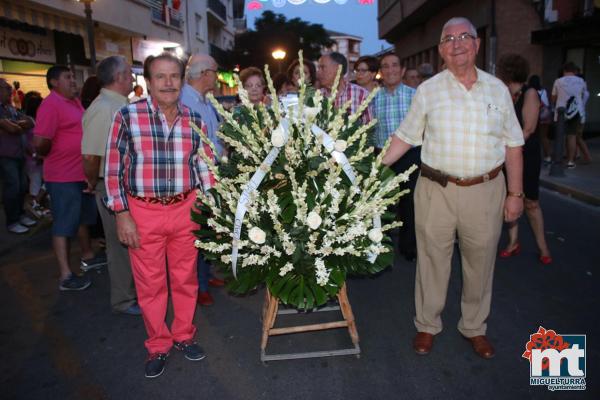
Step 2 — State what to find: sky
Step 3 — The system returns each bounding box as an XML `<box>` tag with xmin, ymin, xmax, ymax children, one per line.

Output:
<box><xmin>245</xmin><ymin>0</ymin><xmax>389</xmax><ymax>56</ymax></box>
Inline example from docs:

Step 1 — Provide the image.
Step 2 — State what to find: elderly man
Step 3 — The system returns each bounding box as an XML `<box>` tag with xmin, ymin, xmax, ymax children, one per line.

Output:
<box><xmin>82</xmin><ymin>56</ymin><xmax>140</xmax><ymax>315</ymax></box>
<box><xmin>317</xmin><ymin>52</ymin><xmax>372</xmax><ymax>124</ymax></box>
<box><xmin>180</xmin><ymin>53</ymin><xmax>226</xmax><ymax>306</ymax></box>
<box><xmin>372</xmin><ymin>53</ymin><xmax>418</xmax><ymax>261</ymax></box>
<box><xmin>403</xmin><ymin>68</ymin><xmax>420</xmax><ymax>89</ymax></box>
<box><xmin>384</xmin><ymin>17</ymin><xmax>524</xmax><ymax>359</ymax></box>
<box><xmin>34</xmin><ymin>65</ymin><xmax>104</xmax><ymax>291</ymax></box>
<box><xmin>105</xmin><ymin>53</ymin><xmax>215</xmax><ymax>378</ymax></box>
<box><xmin>0</xmin><ymin>78</ymin><xmax>36</xmax><ymax>234</ymax></box>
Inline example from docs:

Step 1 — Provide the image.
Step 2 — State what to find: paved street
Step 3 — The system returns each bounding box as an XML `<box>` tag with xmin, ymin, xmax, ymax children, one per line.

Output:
<box><xmin>1</xmin><ymin>187</ymin><xmax>598</xmax><ymax>400</ymax></box>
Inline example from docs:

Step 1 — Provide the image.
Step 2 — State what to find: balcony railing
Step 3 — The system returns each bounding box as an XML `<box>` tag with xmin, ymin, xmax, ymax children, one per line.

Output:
<box><xmin>208</xmin><ymin>0</ymin><xmax>227</xmax><ymax>22</ymax></box>
<box><xmin>147</xmin><ymin>0</ymin><xmax>183</xmax><ymax>30</ymax></box>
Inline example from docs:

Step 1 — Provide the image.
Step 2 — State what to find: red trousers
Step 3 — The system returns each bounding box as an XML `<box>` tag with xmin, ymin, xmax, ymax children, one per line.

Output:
<box><xmin>127</xmin><ymin>193</ymin><xmax>199</xmax><ymax>354</ymax></box>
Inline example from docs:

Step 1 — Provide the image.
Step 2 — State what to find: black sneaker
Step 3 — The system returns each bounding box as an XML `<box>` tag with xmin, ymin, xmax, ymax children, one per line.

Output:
<box><xmin>80</xmin><ymin>253</ymin><xmax>107</xmax><ymax>272</ymax></box>
<box><xmin>173</xmin><ymin>340</ymin><xmax>206</xmax><ymax>361</ymax></box>
<box><xmin>59</xmin><ymin>273</ymin><xmax>91</xmax><ymax>291</ymax></box>
<box><xmin>145</xmin><ymin>353</ymin><xmax>168</xmax><ymax>378</ymax></box>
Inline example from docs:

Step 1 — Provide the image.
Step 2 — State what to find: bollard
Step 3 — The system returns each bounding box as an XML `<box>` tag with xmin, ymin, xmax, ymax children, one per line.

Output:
<box><xmin>549</xmin><ymin>107</ymin><xmax>565</xmax><ymax>177</ymax></box>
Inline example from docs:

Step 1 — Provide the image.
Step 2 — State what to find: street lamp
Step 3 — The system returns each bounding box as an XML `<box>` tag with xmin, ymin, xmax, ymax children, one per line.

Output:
<box><xmin>77</xmin><ymin>0</ymin><xmax>97</xmax><ymax>73</ymax></box>
<box><xmin>272</xmin><ymin>49</ymin><xmax>286</xmax><ymax>73</ymax></box>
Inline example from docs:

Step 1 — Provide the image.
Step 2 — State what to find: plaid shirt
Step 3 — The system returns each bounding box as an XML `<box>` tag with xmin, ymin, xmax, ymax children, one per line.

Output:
<box><xmin>395</xmin><ymin>68</ymin><xmax>524</xmax><ymax>178</ymax></box>
<box><xmin>321</xmin><ymin>81</ymin><xmax>372</xmax><ymax>124</ymax></box>
<box><xmin>372</xmin><ymin>83</ymin><xmax>415</xmax><ymax>148</ymax></box>
<box><xmin>104</xmin><ymin>96</ymin><xmax>215</xmax><ymax>212</ymax></box>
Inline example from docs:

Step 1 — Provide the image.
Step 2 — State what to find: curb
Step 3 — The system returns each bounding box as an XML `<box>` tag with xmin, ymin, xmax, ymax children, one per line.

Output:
<box><xmin>540</xmin><ymin>178</ymin><xmax>600</xmax><ymax>207</ymax></box>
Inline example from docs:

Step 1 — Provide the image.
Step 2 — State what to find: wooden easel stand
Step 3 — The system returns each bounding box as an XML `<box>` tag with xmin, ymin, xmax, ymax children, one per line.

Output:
<box><xmin>260</xmin><ymin>283</ymin><xmax>360</xmax><ymax>362</ymax></box>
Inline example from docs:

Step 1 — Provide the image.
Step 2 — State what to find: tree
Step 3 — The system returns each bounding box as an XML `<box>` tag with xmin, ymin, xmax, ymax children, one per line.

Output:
<box><xmin>231</xmin><ymin>11</ymin><xmax>333</xmax><ymax>74</ymax></box>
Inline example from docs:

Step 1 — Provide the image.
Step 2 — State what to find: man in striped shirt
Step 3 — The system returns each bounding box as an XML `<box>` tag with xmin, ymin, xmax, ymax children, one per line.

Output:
<box><xmin>105</xmin><ymin>53</ymin><xmax>215</xmax><ymax>378</ymax></box>
<box><xmin>317</xmin><ymin>52</ymin><xmax>372</xmax><ymax>124</ymax></box>
<box><xmin>384</xmin><ymin>17</ymin><xmax>524</xmax><ymax>360</ymax></box>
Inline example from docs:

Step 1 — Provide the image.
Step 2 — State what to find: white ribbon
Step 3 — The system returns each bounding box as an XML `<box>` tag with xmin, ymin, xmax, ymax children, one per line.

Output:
<box><xmin>230</xmin><ymin>95</ymin><xmax>380</xmax><ymax>277</ymax></box>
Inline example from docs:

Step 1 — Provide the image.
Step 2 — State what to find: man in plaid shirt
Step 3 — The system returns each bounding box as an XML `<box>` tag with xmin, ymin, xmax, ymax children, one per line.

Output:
<box><xmin>383</xmin><ymin>17</ymin><xmax>524</xmax><ymax>361</ymax></box>
<box><xmin>104</xmin><ymin>53</ymin><xmax>215</xmax><ymax>378</ymax></box>
<box><xmin>372</xmin><ymin>53</ymin><xmax>418</xmax><ymax>262</ymax></box>
<box><xmin>317</xmin><ymin>52</ymin><xmax>372</xmax><ymax>124</ymax></box>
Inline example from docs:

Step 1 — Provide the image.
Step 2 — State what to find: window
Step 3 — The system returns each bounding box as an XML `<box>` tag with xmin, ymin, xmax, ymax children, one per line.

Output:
<box><xmin>195</xmin><ymin>13</ymin><xmax>203</xmax><ymax>40</ymax></box>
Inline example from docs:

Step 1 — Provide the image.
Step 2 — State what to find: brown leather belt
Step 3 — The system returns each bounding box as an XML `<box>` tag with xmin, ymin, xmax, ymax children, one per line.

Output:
<box><xmin>420</xmin><ymin>163</ymin><xmax>503</xmax><ymax>187</ymax></box>
<box><xmin>130</xmin><ymin>189</ymin><xmax>193</xmax><ymax>205</ymax></box>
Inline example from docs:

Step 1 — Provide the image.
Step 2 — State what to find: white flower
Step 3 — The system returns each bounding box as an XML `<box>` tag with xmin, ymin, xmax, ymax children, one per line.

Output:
<box><xmin>194</xmin><ymin>239</ymin><xmax>202</xmax><ymax>248</ymax></box>
<box><xmin>315</xmin><ymin>258</ymin><xmax>330</xmax><ymax>286</ymax></box>
<box><xmin>303</xmin><ymin>106</ymin><xmax>320</xmax><ymax>119</ymax></box>
<box><xmin>279</xmin><ymin>262</ymin><xmax>294</xmax><ymax>277</ymax></box>
<box><xmin>220</xmin><ymin>155</ymin><xmax>229</xmax><ymax>163</ymax></box>
<box><xmin>368</xmin><ymin>228</ymin><xmax>383</xmax><ymax>243</ymax></box>
<box><xmin>271</xmin><ymin>124</ymin><xmax>287</xmax><ymax>147</ymax></box>
<box><xmin>306</xmin><ymin>211</ymin><xmax>322</xmax><ymax>230</ymax></box>
<box><xmin>248</xmin><ymin>226</ymin><xmax>266</xmax><ymax>244</ymax></box>
<box><xmin>334</xmin><ymin>139</ymin><xmax>347</xmax><ymax>152</ymax></box>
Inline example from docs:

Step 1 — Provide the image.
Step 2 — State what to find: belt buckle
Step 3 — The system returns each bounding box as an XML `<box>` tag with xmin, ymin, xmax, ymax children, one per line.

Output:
<box><xmin>160</xmin><ymin>197</ymin><xmax>169</xmax><ymax>205</ymax></box>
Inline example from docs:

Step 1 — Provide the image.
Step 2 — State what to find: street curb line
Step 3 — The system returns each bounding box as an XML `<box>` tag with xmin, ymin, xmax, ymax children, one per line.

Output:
<box><xmin>540</xmin><ymin>179</ymin><xmax>600</xmax><ymax>207</ymax></box>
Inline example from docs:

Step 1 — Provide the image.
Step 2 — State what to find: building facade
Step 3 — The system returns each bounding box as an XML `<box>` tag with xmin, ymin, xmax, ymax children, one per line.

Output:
<box><xmin>323</xmin><ymin>29</ymin><xmax>362</xmax><ymax>73</ymax></box>
<box><xmin>379</xmin><ymin>0</ymin><xmax>600</xmax><ymax>131</ymax></box>
<box><xmin>0</xmin><ymin>0</ymin><xmax>239</xmax><ymax>98</ymax></box>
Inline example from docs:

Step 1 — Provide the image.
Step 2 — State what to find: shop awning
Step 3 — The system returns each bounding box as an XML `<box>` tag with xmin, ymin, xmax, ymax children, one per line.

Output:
<box><xmin>0</xmin><ymin>1</ymin><xmax>85</xmax><ymax>37</ymax></box>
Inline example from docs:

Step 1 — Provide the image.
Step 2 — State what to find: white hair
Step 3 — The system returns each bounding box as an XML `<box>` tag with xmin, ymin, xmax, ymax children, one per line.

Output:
<box><xmin>185</xmin><ymin>54</ymin><xmax>216</xmax><ymax>82</ymax></box>
<box><xmin>441</xmin><ymin>17</ymin><xmax>477</xmax><ymax>40</ymax></box>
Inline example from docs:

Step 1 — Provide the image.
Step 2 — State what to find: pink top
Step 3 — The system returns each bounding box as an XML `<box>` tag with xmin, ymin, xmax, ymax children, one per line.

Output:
<box><xmin>33</xmin><ymin>90</ymin><xmax>86</xmax><ymax>182</ymax></box>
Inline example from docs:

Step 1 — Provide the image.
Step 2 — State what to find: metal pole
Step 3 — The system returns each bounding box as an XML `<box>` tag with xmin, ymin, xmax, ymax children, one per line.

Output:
<box><xmin>549</xmin><ymin>107</ymin><xmax>565</xmax><ymax>177</ymax></box>
<box><xmin>84</xmin><ymin>2</ymin><xmax>96</xmax><ymax>73</ymax></box>
<box><xmin>488</xmin><ymin>0</ymin><xmax>497</xmax><ymax>74</ymax></box>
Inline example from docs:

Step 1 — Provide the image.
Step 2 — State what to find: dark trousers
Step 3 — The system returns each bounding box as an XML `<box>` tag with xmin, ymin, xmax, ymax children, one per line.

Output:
<box><xmin>391</xmin><ymin>146</ymin><xmax>421</xmax><ymax>257</ymax></box>
<box><xmin>197</xmin><ymin>253</ymin><xmax>212</xmax><ymax>292</ymax></box>
<box><xmin>0</xmin><ymin>156</ymin><xmax>27</xmax><ymax>226</ymax></box>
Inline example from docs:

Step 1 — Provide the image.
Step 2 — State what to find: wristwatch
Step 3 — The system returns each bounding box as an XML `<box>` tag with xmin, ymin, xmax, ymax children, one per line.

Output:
<box><xmin>507</xmin><ymin>191</ymin><xmax>525</xmax><ymax>199</ymax></box>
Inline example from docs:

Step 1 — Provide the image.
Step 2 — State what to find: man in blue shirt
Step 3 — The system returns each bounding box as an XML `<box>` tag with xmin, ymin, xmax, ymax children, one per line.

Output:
<box><xmin>372</xmin><ymin>53</ymin><xmax>419</xmax><ymax>261</ymax></box>
<box><xmin>181</xmin><ymin>54</ymin><xmax>226</xmax><ymax>305</ymax></box>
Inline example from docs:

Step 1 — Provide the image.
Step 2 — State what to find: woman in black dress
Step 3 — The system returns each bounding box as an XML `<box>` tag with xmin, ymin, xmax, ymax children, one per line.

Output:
<box><xmin>496</xmin><ymin>54</ymin><xmax>552</xmax><ymax>264</ymax></box>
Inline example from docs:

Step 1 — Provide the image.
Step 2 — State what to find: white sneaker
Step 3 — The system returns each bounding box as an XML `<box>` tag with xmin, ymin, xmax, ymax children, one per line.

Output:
<box><xmin>8</xmin><ymin>223</ymin><xmax>29</xmax><ymax>234</ymax></box>
<box><xmin>19</xmin><ymin>215</ymin><xmax>37</xmax><ymax>227</ymax></box>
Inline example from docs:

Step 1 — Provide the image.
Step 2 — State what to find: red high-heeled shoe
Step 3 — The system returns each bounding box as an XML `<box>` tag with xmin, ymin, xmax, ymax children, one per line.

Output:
<box><xmin>499</xmin><ymin>243</ymin><xmax>521</xmax><ymax>258</ymax></box>
<box><xmin>539</xmin><ymin>255</ymin><xmax>553</xmax><ymax>265</ymax></box>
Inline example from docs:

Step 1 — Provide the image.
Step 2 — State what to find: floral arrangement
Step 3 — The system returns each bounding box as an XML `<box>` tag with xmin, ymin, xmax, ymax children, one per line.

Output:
<box><xmin>192</xmin><ymin>52</ymin><xmax>416</xmax><ymax>310</ymax></box>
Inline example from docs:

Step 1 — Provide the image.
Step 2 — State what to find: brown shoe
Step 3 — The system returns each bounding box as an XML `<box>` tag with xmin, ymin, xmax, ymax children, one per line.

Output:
<box><xmin>465</xmin><ymin>335</ymin><xmax>495</xmax><ymax>359</ymax></box>
<box><xmin>413</xmin><ymin>332</ymin><xmax>434</xmax><ymax>355</ymax></box>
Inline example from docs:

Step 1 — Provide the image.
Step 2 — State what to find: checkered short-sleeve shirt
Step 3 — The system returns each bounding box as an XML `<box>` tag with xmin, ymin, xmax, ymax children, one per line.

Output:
<box><xmin>395</xmin><ymin>68</ymin><xmax>524</xmax><ymax>178</ymax></box>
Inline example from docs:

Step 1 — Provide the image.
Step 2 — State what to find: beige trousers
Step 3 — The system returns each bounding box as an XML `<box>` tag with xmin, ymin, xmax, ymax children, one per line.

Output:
<box><xmin>413</xmin><ymin>172</ymin><xmax>505</xmax><ymax>337</ymax></box>
<box><xmin>95</xmin><ymin>181</ymin><xmax>137</xmax><ymax>312</ymax></box>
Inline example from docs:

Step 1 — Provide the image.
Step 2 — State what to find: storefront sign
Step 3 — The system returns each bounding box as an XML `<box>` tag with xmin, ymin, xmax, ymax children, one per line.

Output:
<box><xmin>0</xmin><ymin>28</ymin><xmax>55</xmax><ymax>63</ymax></box>
<box><xmin>132</xmin><ymin>37</ymin><xmax>176</xmax><ymax>63</ymax></box>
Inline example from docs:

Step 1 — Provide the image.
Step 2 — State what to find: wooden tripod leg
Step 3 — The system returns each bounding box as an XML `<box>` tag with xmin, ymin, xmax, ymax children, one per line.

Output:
<box><xmin>337</xmin><ymin>284</ymin><xmax>359</xmax><ymax>345</ymax></box>
<box><xmin>260</xmin><ymin>290</ymin><xmax>277</xmax><ymax>351</ymax></box>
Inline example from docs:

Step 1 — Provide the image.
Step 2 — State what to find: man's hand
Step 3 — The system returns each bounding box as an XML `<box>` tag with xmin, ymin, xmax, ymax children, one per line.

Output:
<box><xmin>116</xmin><ymin>212</ymin><xmax>140</xmax><ymax>249</ymax></box>
<box><xmin>504</xmin><ymin>196</ymin><xmax>524</xmax><ymax>222</ymax></box>
<box><xmin>82</xmin><ymin>180</ymin><xmax>95</xmax><ymax>194</ymax></box>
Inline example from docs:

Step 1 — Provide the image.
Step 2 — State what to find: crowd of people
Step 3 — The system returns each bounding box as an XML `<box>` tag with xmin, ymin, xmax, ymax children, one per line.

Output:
<box><xmin>0</xmin><ymin>15</ymin><xmax>591</xmax><ymax>379</ymax></box>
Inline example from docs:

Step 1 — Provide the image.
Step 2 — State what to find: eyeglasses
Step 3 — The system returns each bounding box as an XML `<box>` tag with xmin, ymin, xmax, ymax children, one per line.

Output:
<box><xmin>440</xmin><ymin>32</ymin><xmax>476</xmax><ymax>45</ymax></box>
<box><xmin>354</xmin><ymin>68</ymin><xmax>371</xmax><ymax>74</ymax></box>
